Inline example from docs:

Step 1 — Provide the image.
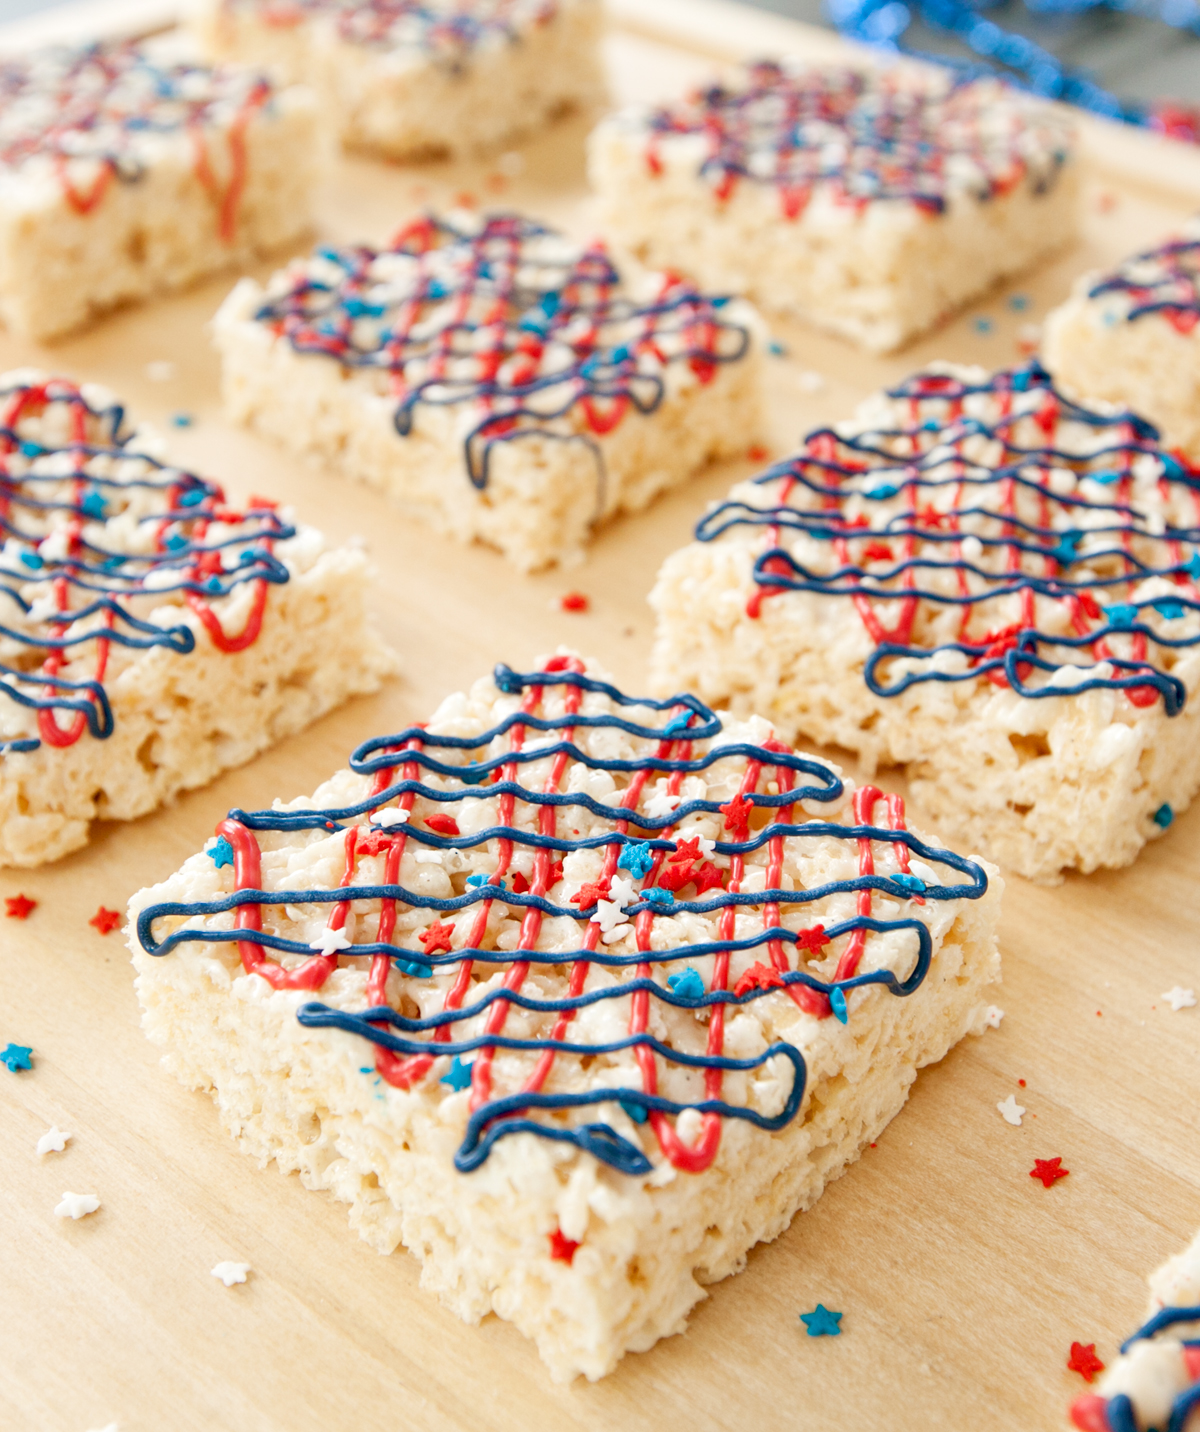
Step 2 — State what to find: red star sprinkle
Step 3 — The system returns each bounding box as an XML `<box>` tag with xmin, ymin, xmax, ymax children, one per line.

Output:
<box><xmin>746</xmin><ymin>443</ymin><xmax>769</xmax><ymax>462</ymax></box>
<box><xmin>5</xmin><ymin>894</ymin><xmax>36</xmax><ymax>919</ymax></box>
<box><xmin>669</xmin><ymin>838</ymin><xmax>702</xmax><ymax>865</ymax></box>
<box><xmin>691</xmin><ymin>861</ymin><xmax>725</xmax><ymax>895</ymax></box>
<box><xmin>1030</xmin><ymin>1157</ymin><xmax>1069</xmax><ymax>1188</ymax></box>
<box><xmin>511</xmin><ymin>872</ymin><xmax>530</xmax><ymax>894</ymax></box>
<box><xmin>247</xmin><ymin>494</ymin><xmax>278</xmax><ymax>510</ymax></box>
<box><xmin>656</xmin><ymin>860</ymin><xmax>695</xmax><ymax>892</ymax></box>
<box><xmin>861</xmin><ymin>541</ymin><xmax>894</xmax><ymax>562</ymax></box>
<box><xmin>549</xmin><ymin>1229</ymin><xmax>579</xmax><ymax>1264</ymax></box>
<box><xmin>418</xmin><ymin>921</ymin><xmax>456</xmax><ymax>956</ymax></box>
<box><xmin>424</xmin><ymin>814</ymin><xmax>461</xmax><ymax>837</ymax></box>
<box><xmin>1067</xmin><ymin>1343</ymin><xmax>1105</xmax><ymax>1383</ymax></box>
<box><xmin>796</xmin><ymin>924</ymin><xmax>830</xmax><ymax>952</ymax></box>
<box><xmin>570</xmin><ymin>878</ymin><xmax>611</xmax><ymax>909</ymax></box>
<box><xmin>547</xmin><ymin>859</ymin><xmax>564</xmax><ymax>887</ymax></box>
<box><xmin>720</xmin><ymin>794</ymin><xmax>752</xmax><ymax>832</ymax></box>
<box><xmin>89</xmin><ymin>907</ymin><xmax>121</xmax><ymax>935</ymax></box>
<box><xmin>733</xmin><ymin>962</ymin><xmax>787</xmax><ymax>998</ymax></box>
<box><xmin>560</xmin><ymin>592</ymin><xmax>589</xmax><ymax>612</ymax></box>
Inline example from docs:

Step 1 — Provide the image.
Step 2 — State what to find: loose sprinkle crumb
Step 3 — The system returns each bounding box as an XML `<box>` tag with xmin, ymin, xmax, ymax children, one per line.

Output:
<box><xmin>55</xmin><ymin>1191</ymin><xmax>100</xmax><ymax>1219</ymax></box>
<box><xmin>37</xmin><ymin>1126</ymin><xmax>71</xmax><ymax>1155</ymax></box>
<box><xmin>746</xmin><ymin>443</ymin><xmax>769</xmax><ymax>462</ymax></box>
<box><xmin>1152</xmin><ymin>802</ymin><xmax>1174</xmax><ymax>829</ymax></box>
<box><xmin>1018</xmin><ymin>1078</ymin><xmax>1026</xmax><ymax>1087</ymax></box>
<box><xmin>211</xmin><ymin>1261</ymin><xmax>251</xmax><ymax>1286</ymax></box>
<box><xmin>454</xmin><ymin>191</ymin><xmax>477</xmax><ymax>209</ymax></box>
<box><xmin>549</xmin><ymin>1229</ymin><xmax>580</xmax><ymax>1264</ymax></box>
<box><xmin>5</xmin><ymin>893</ymin><xmax>36</xmax><ymax>919</ymax></box>
<box><xmin>800</xmin><ymin>1304</ymin><xmax>843</xmax><ymax>1337</ymax></box>
<box><xmin>89</xmin><ymin>907</ymin><xmax>121</xmax><ymax>935</ymax></box>
<box><xmin>1096</xmin><ymin>192</ymin><xmax>1118</xmax><ymax>213</ymax></box>
<box><xmin>169</xmin><ymin>412</ymin><xmax>193</xmax><ymax>428</ymax></box>
<box><xmin>973</xmin><ymin>316</ymin><xmax>994</xmax><ymax>334</ymax></box>
<box><xmin>997</xmin><ymin>1094</ymin><xmax>1025</xmax><ymax>1126</ymax></box>
<box><xmin>1007</xmin><ymin>294</ymin><xmax>1030</xmax><ymax>312</ymax></box>
<box><xmin>984</xmin><ymin>1005</ymin><xmax>1005</xmax><ymax>1028</ymax></box>
<box><xmin>145</xmin><ymin>360</ymin><xmax>175</xmax><ymax>382</ymax></box>
<box><xmin>1164</xmin><ymin>987</ymin><xmax>1196</xmax><ymax>1011</ymax></box>
<box><xmin>1030</xmin><ymin>1157</ymin><xmax>1069</xmax><ymax>1188</ymax></box>
<box><xmin>1067</xmin><ymin>1342</ymin><xmax>1105</xmax><ymax>1382</ymax></box>
<box><xmin>796</xmin><ymin>369</ymin><xmax>826</xmax><ymax>394</ymax></box>
<box><xmin>561</xmin><ymin>592</ymin><xmax>589</xmax><ymax>612</ymax></box>
<box><xmin>484</xmin><ymin>173</ymin><xmax>507</xmax><ymax>193</ymax></box>
<box><xmin>1</xmin><ymin>1042</ymin><xmax>32</xmax><ymax>1072</ymax></box>
<box><xmin>767</xmin><ymin>339</ymin><xmax>788</xmax><ymax>356</ymax></box>
<box><xmin>1016</xmin><ymin>322</ymin><xmax>1042</xmax><ymax>353</ymax></box>
<box><xmin>496</xmin><ymin>150</ymin><xmax>525</xmax><ymax>178</ymax></box>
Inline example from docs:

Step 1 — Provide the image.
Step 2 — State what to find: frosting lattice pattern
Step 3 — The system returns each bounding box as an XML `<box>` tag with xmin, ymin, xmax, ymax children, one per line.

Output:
<box><xmin>0</xmin><ymin>376</ymin><xmax>293</xmax><ymax>755</ymax></box>
<box><xmin>252</xmin><ymin>212</ymin><xmax>752</xmax><ymax>487</ymax></box>
<box><xmin>1088</xmin><ymin>230</ymin><xmax>1200</xmax><ymax>336</ymax></box>
<box><xmin>700</xmin><ymin>361</ymin><xmax>1200</xmax><ymax>715</ymax></box>
<box><xmin>138</xmin><ymin>658</ymin><xmax>987</xmax><ymax>1177</ymax></box>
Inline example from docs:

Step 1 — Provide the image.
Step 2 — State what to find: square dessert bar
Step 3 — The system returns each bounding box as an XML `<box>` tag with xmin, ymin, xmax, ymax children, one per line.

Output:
<box><xmin>1069</xmin><ymin>1229</ymin><xmax>1200</xmax><ymax>1432</ymax></box>
<box><xmin>213</xmin><ymin>211</ymin><xmax>764</xmax><ymax>570</ymax></box>
<box><xmin>195</xmin><ymin>0</ymin><xmax>605</xmax><ymax>161</ymax></box>
<box><xmin>651</xmin><ymin>360</ymin><xmax>1200</xmax><ymax>883</ymax></box>
<box><xmin>0</xmin><ymin>41</ymin><xmax>318</xmax><ymax>341</ymax></box>
<box><xmin>588</xmin><ymin>61</ymin><xmax>1078</xmax><ymax>354</ymax></box>
<box><xmin>1044</xmin><ymin>219</ymin><xmax>1200</xmax><ymax>461</ymax></box>
<box><xmin>0</xmin><ymin>371</ymin><xmax>393</xmax><ymax>867</ymax></box>
<box><xmin>130</xmin><ymin>654</ymin><xmax>1001</xmax><ymax>1382</ymax></box>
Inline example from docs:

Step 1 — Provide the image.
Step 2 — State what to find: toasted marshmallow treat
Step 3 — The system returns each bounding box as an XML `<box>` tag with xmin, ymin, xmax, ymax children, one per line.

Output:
<box><xmin>589</xmin><ymin>61</ymin><xmax>1078</xmax><ymax>354</ymax></box>
<box><xmin>213</xmin><ymin>211</ymin><xmax>765</xmax><ymax>571</ymax></box>
<box><xmin>1069</xmin><ymin>1229</ymin><xmax>1200</xmax><ymax>1432</ymax></box>
<box><xmin>0</xmin><ymin>371</ymin><xmax>394</xmax><ymax>867</ymax></box>
<box><xmin>194</xmin><ymin>0</ymin><xmax>606</xmax><ymax>160</ymax></box>
<box><xmin>0</xmin><ymin>41</ymin><xmax>318</xmax><ymax>341</ymax></box>
<box><xmin>650</xmin><ymin>360</ymin><xmax>1200</xmax><ymax>883</ymax></box>
<box><xmin>129</xmin><ymin>653</ymin><xmax>1001</xmax><ymax>1382</ymax></box>
<box><xmin>1044</xmin><ymin>219</ymin><xmax>1200</xmax><ymax>461</ymax></box>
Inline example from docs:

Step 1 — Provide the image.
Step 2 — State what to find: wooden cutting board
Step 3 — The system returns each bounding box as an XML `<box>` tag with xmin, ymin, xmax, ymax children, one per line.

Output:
<box><xmin>1</xmin><ymin>4</ymin><xmax>1198</xmax><ymax>1429</ymax></box>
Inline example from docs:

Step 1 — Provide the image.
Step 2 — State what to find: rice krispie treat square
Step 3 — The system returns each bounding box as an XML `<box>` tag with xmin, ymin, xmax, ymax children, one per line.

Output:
<box><xmin>588</xmin><ymin>61</ymin><xmax>1078</xmax><ymax>355</ymax></box>
<box><xmin>195</xmin><ymin>0</ymin><xmax>606</xmax><ymax>161</ymax></box>
<box><xmin>0</xmin><ymin>41</ymin><xmax>319</xmax><ymax>341</ymax></box>
<box><xmin>0</xmin><ymin>371</ymin><xmax>394</xmax><ymax>867</ymax></box>
<box><xmin>1069</xmin><ymin>1229</ymin><xmax>1200</xmax><ymax>1432</ymax></box>
<box><xmin>650</xmin><ymin>360</ymin><xmax>1200</xmax><ymax>883</ymax></box>
<box><xmin>1044</xmin><ymin>219</ymin><xmax>1200</xmax><ymax>461</ymax></box>
<box><xmin>213</xmin><ymin>210</ymin><xmax>765</xmax><ymax>571</ymax></box>
<box><xmin>129</xmin><ymin>653</ymin><xmax>1001</xmax><ymax>1382</ymax></box>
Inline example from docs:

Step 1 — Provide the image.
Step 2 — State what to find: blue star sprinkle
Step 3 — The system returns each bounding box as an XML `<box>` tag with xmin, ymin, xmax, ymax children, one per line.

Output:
<box><xmin>663</xmin><ymin>712</ymin><xmax>694</xmax><ymax>737</ymax></box>
<box><xmin>440</xmin><ymin>1056</ymin><xmax>473</xmax><ymax>1091</ymax></box>
<box><xmin>973</xmin><ymin>316</ymin><xmax>993</xmax><ymax>334</ymax></box>
<box><xmin>619</xmin><ymin>1098</ymin><xmax>648</xmax><ymax>1124</ymax></box>
<box><xmin>1154</xmin><ymin>600</ymin><xmax>1186</xmax><ymax>621</ymax></box>
<box><xmin>394</xmin><ymin>957</ymin><xmax>433</xmax><ymax>978</ymax></box>
<box><xmin>891</xmin><ymin>873</ymin><xmax>926</xmax><ymax>896</ymax></box>
<box><xmin>667</xmin><ymin>967</ymin><xmax>706</xmax><ymax>1000</ymax></box>
<box><xmin>1</xmin><ymin>1043</ymin><xmax>33</xmax><ymax>1072</ymax></box>
<box><xmin>80</xmin><ymin>489</ymin><xmax>107</xmax><ymax>518</ymax></box>
<box><xmin>208</xmin><ymin>836</ymin><xmax>234</xmax><ymax>869</ymax></box>
<box><xmin>829</xmin><ymin>987</ymin><xmax>848</xmax><ymax>1024</ymax></box>
<box><xmin>641</xmin><ymin>887</ymin><xmax>675</xmax><ymax>908</ymax></box>
<box><xmin>768</xmin><ymin>339</ymin><xmax>789</xmax><ymax>357</ymax></box>
<box><xmin>1007</xmin><ymin>294</ymin><xmax>1030</xmax><ymax>312</ymax></box>
<box><xmin>618</xmin><ymin>841</ymin><xmax>653</xmax><ymax>878</ymax></box>
<box><xmin>800</xmin><ymin>1304</ymin><xmax>843</xmax><ymax>1337</ymax></box>
<box><xmin>1153</xmin><ymin>803</ymin><xmax>1174</xmax><ymax>829</ymax></box>
<box><xmin>1105</xmin><ymin>604</ymin><xmax>1139</xmax><ymax>628</ymax></box>
<box><xmin>170</xmin><ymin>412</ymin><xmax>194</xmax><ymax>427</ymax></box>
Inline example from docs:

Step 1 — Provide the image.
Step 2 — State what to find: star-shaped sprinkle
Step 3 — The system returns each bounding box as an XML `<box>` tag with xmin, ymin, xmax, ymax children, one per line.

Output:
<box><xmin>207</xmin><ymin>836</ymin><xmax>235</xmax><ymax>868</ymax></box>
<box><xmin>667</xmin><ymin>967</ymin><xmax>706</xmax><ymax>1000</ymax></box>
<box><xmin>89</xmin><ymin>907</ymin><xmax>121</xmax><ymax>935</ymax></box>
<box><xmin>55</xmin><ymin>1191</ymin><xmax>100</xmax><ymax>1219</ymax></box>
<box><xmin>644</xmin><ymin>790</ymin><xmax>681</xmax><ymax>821</ymax></box>
<box><xmin>1152</xmin><ymin>803</ymin><xmax>1174</xmax><ymax>829</ymax></box>
<box><xmin>984</xmin><ymin>1006</ymin><xmax>1005</xmax><ymax>1028</ymax></box>
<box><xmin>370</xmin><ymin>807</ymin><xmax>409</xmax><ymax>828</ymax></box>
<box><xmin>1</xmin><ymin>1043</ymin><xmax>32</xmax><ymax>1072</ymax></box>
<box><xmin>691</xmin><ymin>861</ymin><xmax>725</xmax><ymax>894</ymax></box>
<box><xmin>997</xmin><ymin>1095</ymin><xmax>1026</xmax><ymax>1126</ymax></box>
<box><xmin>829</xmin><ymin>987</ymin><xmax>848</xmax><ymax>1023</ymax></box>
<box><xmin>419</xmin><ymin>920</ymin><xmax>456</xmax><ymax>955</ymax></box>
<box><xmin>571</xmin><ymin>877</ymin><xmax>611</xmax><ymax>909</ymax></box>
<box><xmin>211</xmin><ymin>1261</ymin><xmax>251</xmax><ymax>1287</ymax></box>
<box><xmin>1030</xmin><ymin>1157</ymin><xmax>1069</xmax><ymax>1188</ymax></box>
<box><xmin>640</xmin><ymin>887</ymin><xmax>675</xmax><ymax>908</ymax></box>
<box><xmin>5</xmin><ymin>893</ymin><xmax>36</xmax><ymax>919</ymax></box>
<box><xmin>1067</xmin><ymin>1343</ymin><xmax>1105</xmax><ymax>1383</ymax></box>
<box><xmin>37</xmin><ymin>1126</ymin><xmax>71</xmax><ymax>1156</ymax></box>
<box><xmin>662</xmin><ymin>712</ymin><xmax>693</xmax><ymax>737</ymax></box>
<box><xmin>719</xmin><ymin>794</ymin><xmax>752</xmax><ymax>832</ymax></box>
<box><xmin>800</xmin><ymin>1304</ymin><xmax>843</xmax><ymax>1337</ymax></box>
<box><xmin>733</xmin><ymin>962</ymin><xmax>786</xmax><ymax>998</ymax></box>
<box><xmin>425</xmin><ymin>813</ymin><xmax>460</xmax><ymax>836</ymax></box>
<box><xmin>308</xmin><ymin>927</ymin><xmax>353</xmax><ymax>958</ymax></box>
<box><xmin>619</xmin><ymin>1098</ymin><xmax>648</xmax><ymax>1124</ymax></box>
<box><xmin>440</xmin><ymin>1056</ymin><xmax>473</xmax><ymax>1092</ymax></box>
<box><xmin>1164</xmin><ymin>987</ymin><xmax>1196</xmax><ymax>1011</ymax></box>
<box><xmin>591</xmin><ymin>898</ymin><xmax>630</xmax><ymax>934</ymax></box>
<box><xmin>608</xmin><ymin>875</ymin><xmax>636</xmax><ymax>908</ymax></box>
<box><xmin>549</xmin><ymin>1229</ymin><xmax>579</xmax><ymax>1264</ymax></box>
<box><xmin>617</xmin><ymin>841</ymin><xmax>653</xmax><ymax>878</ymax></box>
<box><xmin>560</xmin><ymin>591</ymin><xmax>589</xmax><ymax>612</ymax></box>
<box><xmin>796</xmin><ymin>924</ymin><xmax>830</xmax><ymax>953</ymax></box>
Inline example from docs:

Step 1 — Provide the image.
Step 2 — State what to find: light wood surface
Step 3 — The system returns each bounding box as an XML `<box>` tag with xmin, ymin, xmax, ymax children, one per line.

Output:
<box><xmin>2</xmin><ymin>7</ymin><xmax>1200</xmax><ymax>1431</ymax></box>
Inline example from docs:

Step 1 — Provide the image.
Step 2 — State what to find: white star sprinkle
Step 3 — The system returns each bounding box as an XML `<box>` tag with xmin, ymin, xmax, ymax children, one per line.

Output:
<box><xmin>591</xmin><ymin>899</ymin><xmax>630</xmax><ymax>934</ymax></box>
<box><xmin>1164</xmin><ymin>987</ymin><xmax>1196</xmax><ymax>1012</ymax></box>
<box><xmin>370</xmin><ymin>808</ymin><xmax>409</xmax><ymax>828</ymax></box>
<box><xmin>55</xmin><ymin>1192</ymin><xmax>100</xmax><ymax>1219</ymax></box>
<box><xmin>211</xmin><ymin>1261</ymin><xmax>252</xmax><ymax>1287</ymax></box>
<box><xmin>984</xmin><ymin>1006</ymin><xmax>1005</xmax><ymax>1029</ymax></box>
<box><xmin>37</xmin><ymin>1126</ymin><xmax>71</xmax><ymax>1156</ymax></box>
<box><xmin>997</xmin><ymin>1095</ymin><xmax>1025</xmax><ymax>1127</ymax></box>
<box><xmin>644</xmin><ymin>790</ymin><xmax>681</xmax><ymax>821</ymax></box>
<box><xmin>27</xmin><ymin>592</ymin><xmax>61</xmax><ymax>623</ymax></box>
<box><xmin>608</xmin><ymin>875</ymin><xmax>636</xmax><ymax>909</ymax></box>
<box><xmin>308</xmin><ymin>927</ymin><xmax>353</xmax><ymax>957</ymax></box>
